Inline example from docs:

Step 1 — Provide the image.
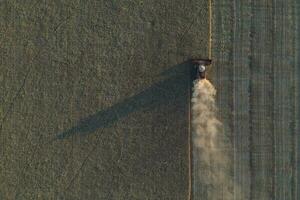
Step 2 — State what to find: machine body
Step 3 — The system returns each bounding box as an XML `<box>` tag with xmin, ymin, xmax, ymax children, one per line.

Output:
<box><xmin>191</xmin><ymin>59</ymin><xmax>212</xmax><ymax>79</ymax></box>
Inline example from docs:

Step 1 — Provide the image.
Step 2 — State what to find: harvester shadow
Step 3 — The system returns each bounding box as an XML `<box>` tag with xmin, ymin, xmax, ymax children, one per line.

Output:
<box><xmin>56</xmin><ymin>61</ymin><xmax>192</xmax><ymax>140</ymax></box>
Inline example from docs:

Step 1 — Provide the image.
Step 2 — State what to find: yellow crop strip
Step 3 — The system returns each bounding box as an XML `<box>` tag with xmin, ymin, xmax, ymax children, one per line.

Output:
<box><xmin>208</xmin><ymin>0</ymin><xmax>212</xmax><ymax>60</ymax></box>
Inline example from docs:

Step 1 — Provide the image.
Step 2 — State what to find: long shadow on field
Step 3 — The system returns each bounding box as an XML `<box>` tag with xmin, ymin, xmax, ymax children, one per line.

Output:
<box><xmin>56</xmin><ymin>61</ymin><xmax>192</xmax><ymax>140</ymax></box>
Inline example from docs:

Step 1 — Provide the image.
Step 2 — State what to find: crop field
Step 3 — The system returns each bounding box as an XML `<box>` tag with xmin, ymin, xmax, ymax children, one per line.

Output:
<box><xmin>0</xmin><ymin>0</ymin><xmax>208</xmax><ymax>199</ymax></box>
<box><xmin>0</xmin><ymin>0</ymin><xmax>299</xmax><ymax>200</ymax></box>
<box><xmin>200</xmin><ymin>0</ymin><xmax>300</xmax><ymax>200</ymax></box>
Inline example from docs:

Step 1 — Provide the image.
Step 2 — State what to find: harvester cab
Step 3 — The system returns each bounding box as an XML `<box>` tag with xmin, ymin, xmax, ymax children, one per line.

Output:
<box><xmin>191</xmin><ymin>59</ymin><xmax>212</xmax><ymax>79</ymax></box>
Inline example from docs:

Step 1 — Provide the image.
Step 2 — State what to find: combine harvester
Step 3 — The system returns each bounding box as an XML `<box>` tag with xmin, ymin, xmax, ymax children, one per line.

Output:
<box><xmin>191</xmin><ymin>59</ymin><xmax>212</xmax><ymax>79</ymax></box>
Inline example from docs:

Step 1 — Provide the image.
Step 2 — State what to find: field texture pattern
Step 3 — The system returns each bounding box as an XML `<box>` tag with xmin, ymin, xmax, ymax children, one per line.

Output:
<box><xmin>208</xmin><ymin>0</ymin><xmax>300</xmax><ymax>200</ymax></box>
<box><xmin>0</xmin><ymin>1</ymin><xmax>209</xmax><ymax>199</ymax></box>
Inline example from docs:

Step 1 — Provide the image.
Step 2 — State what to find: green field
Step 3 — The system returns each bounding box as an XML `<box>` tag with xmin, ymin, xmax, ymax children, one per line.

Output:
<box><xmin>0</xmin><ymin>1</ymin><xmax>208</xmax><ymax>199</ymax></box>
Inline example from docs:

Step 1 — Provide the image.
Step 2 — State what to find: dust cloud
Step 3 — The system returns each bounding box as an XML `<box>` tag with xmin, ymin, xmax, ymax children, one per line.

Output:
<box><xmin>192</xmin><ymin>79</ymin><xmax>237</xmax><ymax>200</ymax></box>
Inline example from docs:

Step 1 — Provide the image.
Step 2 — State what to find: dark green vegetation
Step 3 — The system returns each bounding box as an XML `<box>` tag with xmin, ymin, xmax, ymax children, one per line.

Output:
<box><xmin>0</xmin><ymin>0</ymin><xmax>209</xmax><ymax>199</ymax></box>
<box><xmin>209</xmin><ymin>0</ymin><xmax>300</xmax><ymax>200</ymax></box>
